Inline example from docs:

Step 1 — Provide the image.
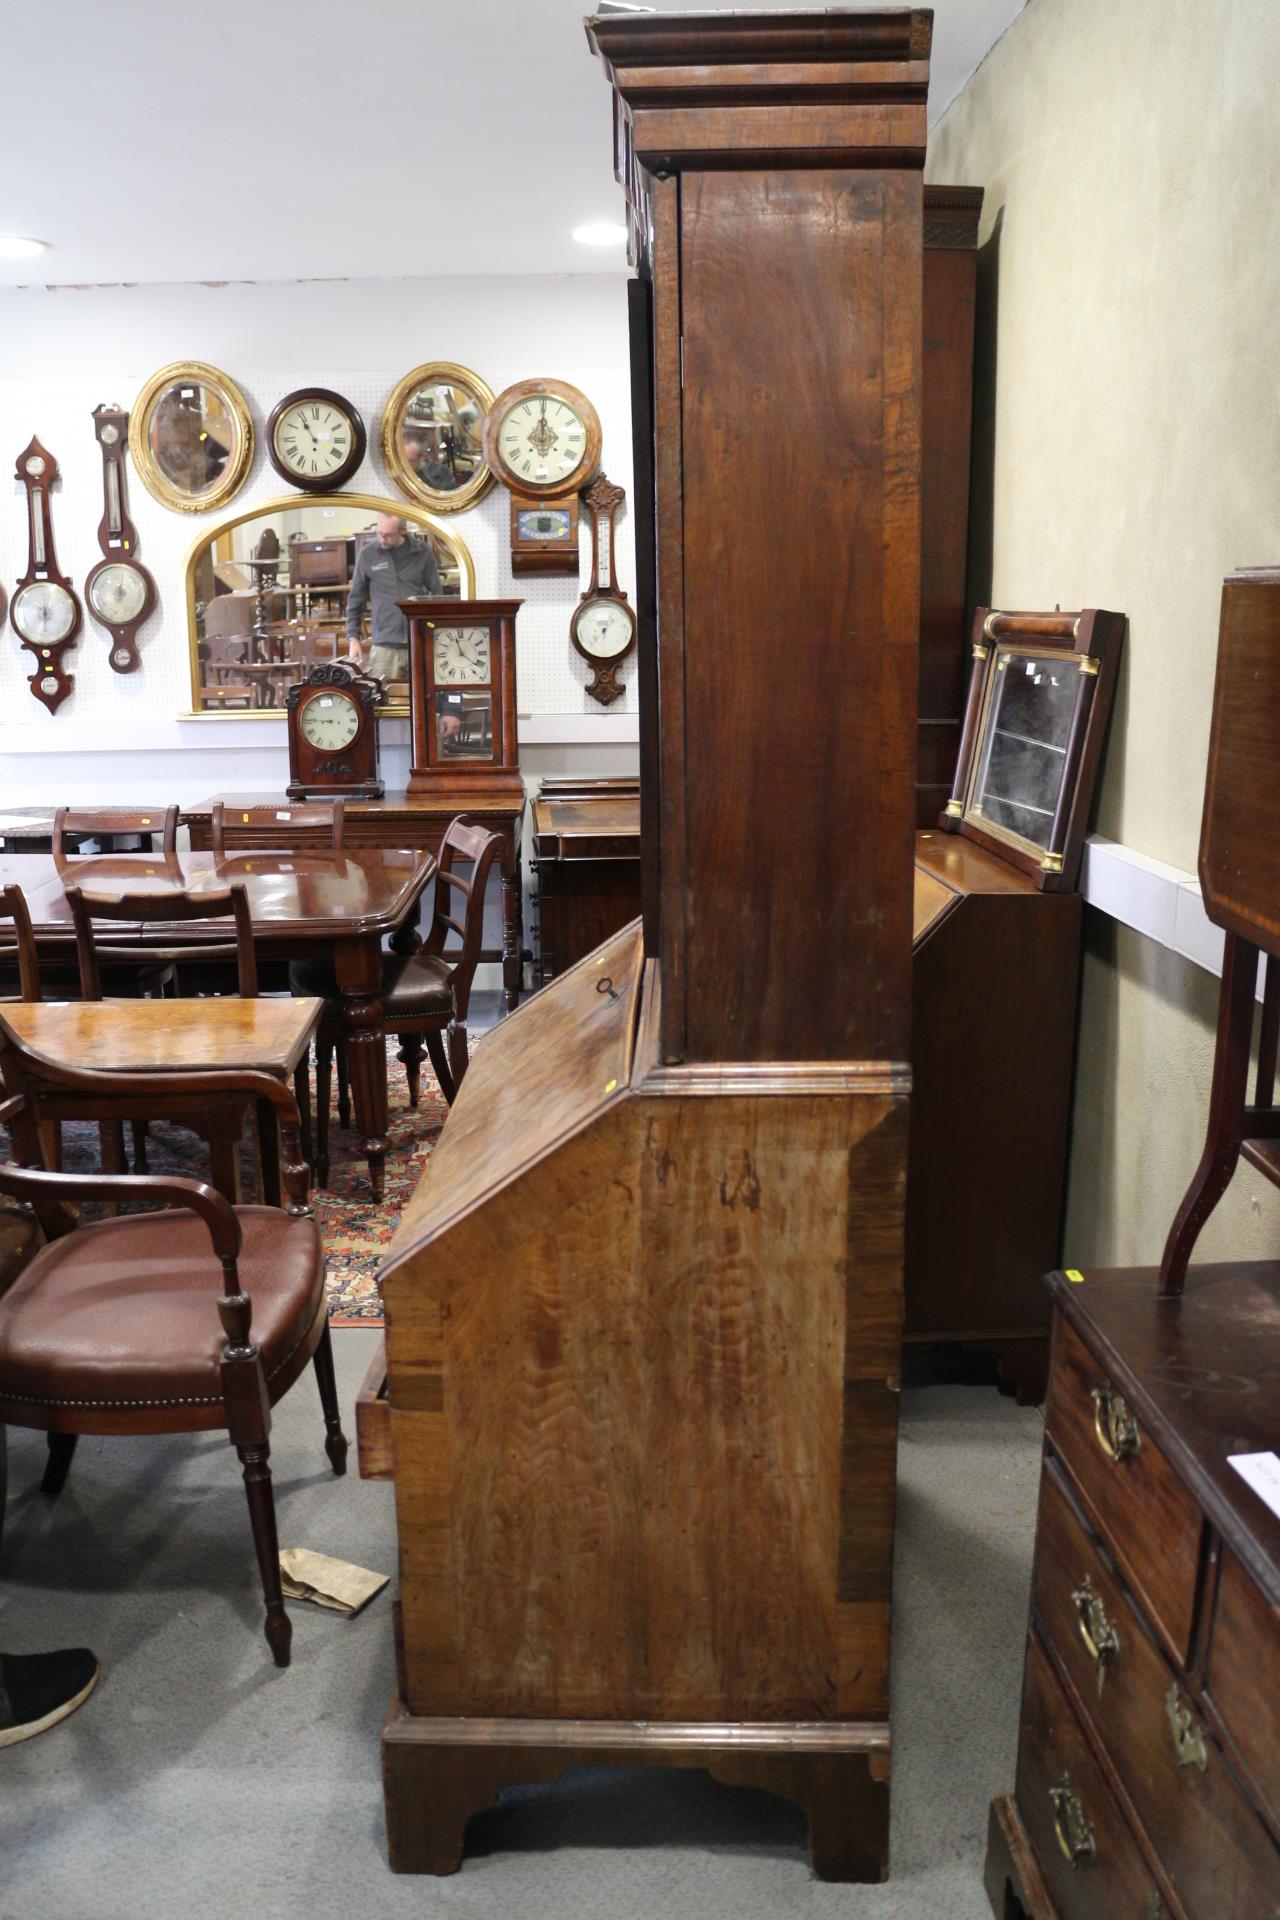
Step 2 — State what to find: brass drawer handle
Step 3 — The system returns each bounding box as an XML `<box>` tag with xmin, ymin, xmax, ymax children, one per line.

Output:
<box><xmin>1049</xmin><ymin>1773</ymin><xmax>1096</xmax><ymax>1868</ymax></box>
<box><xmin>1072</xmin><ymin>1575</ymin><xmax>1120</xmax><ymax>1682</ymax></box>
<box><xmin>1091</xmin><ymin>1381</ymin><xmax>1141</xmax><ymax>1462</ymax></box>
<box><xmin>1166</xmin><ymin>1683</ymin><xmax>1208</xmax><ymax>1772</ymax></box>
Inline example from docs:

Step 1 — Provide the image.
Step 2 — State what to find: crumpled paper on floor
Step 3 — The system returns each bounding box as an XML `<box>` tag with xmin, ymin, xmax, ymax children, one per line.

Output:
<box><xmin>279</xmin><ymin>1548</ymin><xmax>389</xmax><ymax>1617</ymax></box>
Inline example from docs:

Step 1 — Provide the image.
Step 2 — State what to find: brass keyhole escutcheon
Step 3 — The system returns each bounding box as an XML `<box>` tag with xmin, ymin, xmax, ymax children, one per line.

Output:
<box><xmin>1166</xmin><ymin>1684</ymin><xmax>1208</xmax><ymax>1772</ymax></box>
<box><xmin>1072</xmin><ymin>1575</ymin><xmax>1120</xmax><ymax>1688</ymax></box>
<box><xmin>1049</xmin><ymin>1774</ymin><xmax>1096</xmax><ymax>1868</ymax></box>
<box><xmin>1091</xmin><ymin>1381</ymin><xmax>1141</xmax><ymax>1462</ymax></box>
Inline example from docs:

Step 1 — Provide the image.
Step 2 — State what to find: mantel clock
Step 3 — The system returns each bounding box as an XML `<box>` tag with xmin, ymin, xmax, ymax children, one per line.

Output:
<box><xmin>285</xmin><ymin>660</ymin><xmax>384</xmax><ymax>800</ymax></box>
<box><xmin>85</xmin><ymin>404</ymin><xmax>158</xmax><ymax>674</ymax></box>
<box><xmin>402</xmin><ymin>597</ymin><xmax>523</xmax><ymax>804</ymax></box>
<box><xmin>10</xmin><ymin>437</ymin><xmax>82</xmax><ymax>713</ymax></box>
<box><xmin>571</xmin><ymin>473</ymin><xmax>635</xmax><ymax>705</ymax></box>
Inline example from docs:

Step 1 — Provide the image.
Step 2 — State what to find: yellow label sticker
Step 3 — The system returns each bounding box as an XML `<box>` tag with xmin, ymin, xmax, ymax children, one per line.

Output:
<box><xmin>604</xmin><ymin>1078</ymin><xmax>617</xmax><ymax>1094</ymax></box>
<box><xmin>1065</xmin><ymin>1268</ymin><xmax>1085</xmax><ymax>1285</ymax></box>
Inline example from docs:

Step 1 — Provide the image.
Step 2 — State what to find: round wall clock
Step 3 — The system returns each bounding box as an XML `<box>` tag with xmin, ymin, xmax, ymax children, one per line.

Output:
<box><xmin>483</xmin><ymin>379</ymin><xmax>602</xmax><ymax>499</ymax></box>
<box><xmin>267</xmin><ymin>387</ymin><xmax>367</xmax><ymax>493</ymax></box>
<box><xmin>130</xmin><ymin>361</ymin><xmax>254</xmax><ymax>514</ymax></box>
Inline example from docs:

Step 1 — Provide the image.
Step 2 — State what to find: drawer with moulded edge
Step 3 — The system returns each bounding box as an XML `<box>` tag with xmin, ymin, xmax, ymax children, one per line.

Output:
<box><xmin>1032</xmin><ymin>1461</ymin><xmax>1280</xmax><ymax>1918</ymax></box>
<box><xmin>355</xmin><ymin>1336</ymin><xmax>392</xmax><ymax>1481</ymax></box>
<box><xmin>1015</xmin><ymin>1629</ymin><xmax>1162</xmax><ymax>1920</ymax></box>
<box><xmin>1045</xmin><ymin>1313</ymin><xmax>1201</xmax><ymax>1665</ymax></box>
<box><xmin>1206</xmin><ymin>1548</ymin><xmax>1280</xmax><ymax>1835</ymax></box>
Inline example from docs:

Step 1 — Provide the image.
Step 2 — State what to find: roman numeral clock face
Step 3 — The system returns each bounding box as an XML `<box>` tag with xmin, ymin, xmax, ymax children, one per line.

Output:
<box><xmin>485</xmin><ymin>379</ymin><xmax>602</xmax><ymax>500</ymax></box>
<box><xmin>266</xmin><ymin>388</ymin><xmax>366</xmax><ymax>492</ymax></box>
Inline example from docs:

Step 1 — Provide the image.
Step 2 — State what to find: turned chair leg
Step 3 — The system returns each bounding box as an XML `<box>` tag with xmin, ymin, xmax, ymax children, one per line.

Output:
<box><xmin>397</xmin><ymin>1033</ymin><xmax>426</xmax><ymax>1109</ymax></box>
<box><xmin>336</xmin><ymin>1039</ymin><xmax>351</xmax><ymax>1131</ymax></box>
<box><xmin>311</xmin><ymin>1322</ymin><xmax>349</xmax><ymax>1475</ymax></box>
<box><xmin>41</xmin><ymin>1431</ymin><xmax>78</xmax><ymax>1497</ymax></box>
<box><xmin>424</xmin><ymin>1031</ymin><xmax>457</xmax><ymax>1106</ymax></box>
<box><xmin>313</xmin><ymin>1035</ymin><xmax>333</xmax><ymax>1189</ymax></box>
<box><xmin>293</xmin><ymin>1060</ymin><xmax>313</xmax><ymax>1176</ymax></box>
<box><xmin>236</xmin><ymin>1439</ymin><xmax>292</xmax><ymax>1667</ymax></box>
<box><xmin>446</xmin><ymin>1020</ymin><xmax>471</xmax><ymax>1097</ymax></box>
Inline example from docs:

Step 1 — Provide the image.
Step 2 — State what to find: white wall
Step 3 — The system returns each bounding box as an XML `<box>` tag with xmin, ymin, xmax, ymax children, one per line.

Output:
<box><xmin>0</xmin><ymin>273</ymin><xmax>641</xmax><ymax>808</ymax></box>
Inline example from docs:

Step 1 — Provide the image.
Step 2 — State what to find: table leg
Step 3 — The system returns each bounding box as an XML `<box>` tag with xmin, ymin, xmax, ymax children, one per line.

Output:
<box><xmin>334</xmin><ymin>934</ymin><xmax>388</xmax><ymax>1201</ymax></box>
<box><xmin>206</xmin><ymin>1111</ymin><xmax>245</xmax><ymax>1204</ymax></box>
<box><xmin>500</xmin><ymin>828</ymin><xmax>523</xmax><ymax>1013</ymax></box>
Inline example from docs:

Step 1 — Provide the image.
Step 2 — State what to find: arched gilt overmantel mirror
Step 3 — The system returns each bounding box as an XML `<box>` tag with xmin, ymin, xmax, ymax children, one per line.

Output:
<box><xmin>185</xmin><ymin>493</ymin><xmax>475</xmax><ymax>718</ymax></box>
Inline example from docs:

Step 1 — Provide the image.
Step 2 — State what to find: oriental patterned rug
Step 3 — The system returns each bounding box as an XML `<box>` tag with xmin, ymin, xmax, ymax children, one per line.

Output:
<box><xmin>57</xmin><ymin>1040</ymin><xmax>447</xmax><ymax>1327</ymax></box>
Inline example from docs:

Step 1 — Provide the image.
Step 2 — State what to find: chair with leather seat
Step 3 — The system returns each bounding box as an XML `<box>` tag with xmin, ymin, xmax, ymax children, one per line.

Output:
<box><xmin>292</xmin><ymin>815</ymin><xmax>502</xmax><ymax>1130</ymax></box>
<box><xmin>0</xmin><ymin>1077</ymin><xmax>346</xmax><ymax>1666</ymax></box>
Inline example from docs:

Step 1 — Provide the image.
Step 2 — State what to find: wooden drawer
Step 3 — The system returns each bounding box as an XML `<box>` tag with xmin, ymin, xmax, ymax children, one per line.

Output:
<box><xmin>1047</xmin><ymin>1314</ymin><xmax>1201</xmax><ymax>1662</ymax></box>
<box><xmin>1016</xmin><ymin>1630</ymin><xmax>1162</xmax><ymax>1920</ymax></box>
<box><xmin>356</xmin><ymin>1337</ymin><xmax>392</xmax><ymax>1481</ymax></box>
<box><xmin>1033</xmin><ymin>1465</ymin><xmax>1280</xmax><ymax>1917</ymax></box>
<box><xmin>1208</xmin><ymin>1551</ymin><xmax>1280</xmax><ymax>1829</ymax></box>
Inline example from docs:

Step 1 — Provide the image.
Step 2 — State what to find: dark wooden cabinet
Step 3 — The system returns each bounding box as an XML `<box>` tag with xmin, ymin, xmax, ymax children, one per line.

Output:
<box><xmin>988</xmin><ymin>1268</ymin><xmax>1280</xmax><ymax>1919</ymax></box>
<box><xmin>364</xmin><ymin>9</ymin><xmax>933</xmax><ymax>1883</ymax></box>
<box><xmin>920</xmin><ymin>185</ymin><xmax>983</xmax><ymax>825</ymax></box>
<box><xmin>530</xmin><ymin>777</ymin><xmax>642</xmax><ymax>984</ymax></box>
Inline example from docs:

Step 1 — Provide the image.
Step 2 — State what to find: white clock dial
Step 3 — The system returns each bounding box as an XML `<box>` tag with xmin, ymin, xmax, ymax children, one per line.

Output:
<box><xmin>498</xmin><ymin>394</ymin><xmax>588</xmax><ymax>487</ymax></box>
<box><xmin>573</xmin><ymin>597</ymin><xmax>635</xmax><ymax>660</ymax></box>
<box><xmin>89</xmin><ymin>562</ymin><xmax>148</xmax><ymax>623</ymax></box>
<box><xmin>13</xmin><ymin>581</ymin><xmax>76</xmax><ymax>643</ymax></box>
<box><xmin>274</xmin><ymin>401</ymin><xmax>352</xmax><ymax>479</ymax></box>
<box><xmin>300</xmin><ymin>691</ymin><xmax>361</xmax><ymax>750</ymax></box>
<box><xmin>433</xmin><ymin>626</ymin><xmax>491</xmax><ymax>685</ymax></box>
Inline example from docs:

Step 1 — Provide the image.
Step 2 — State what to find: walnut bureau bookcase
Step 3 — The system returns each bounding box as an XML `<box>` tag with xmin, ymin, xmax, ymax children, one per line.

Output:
<box><xmin>362</xmin><ymin>8</ymin><xmax>933</xmax><ymax>1881</ymax></box>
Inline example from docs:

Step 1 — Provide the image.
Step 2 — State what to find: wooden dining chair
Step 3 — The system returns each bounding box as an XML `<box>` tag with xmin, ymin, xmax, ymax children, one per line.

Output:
<box><xmin>60</xmin><ymin>880</ymin><xmax>310</xmax><ymax>1197</ymax></box>
<box><xmin>52</xmin><ymin>805</ymin><xmax>179</xmax><ymax>863</ymax></box>
<box><xmin>0</xmin><ymin>883</ymin><xmax>42</xmax><ymax>1006</ymax></box>
<box><xmin>0</xmin><ymin>1080</ymin><xmax>346</xmax><ymax>1666</ymax></box>
<box><xmin>211</xmin><ymin>801</ymin><xmax>346</xmax><ymax>1175</ymax></box>
<box><xmin>295</xmin><ymin>816</ymin><xmax>502</xmax><ymax>1139</ymax></box>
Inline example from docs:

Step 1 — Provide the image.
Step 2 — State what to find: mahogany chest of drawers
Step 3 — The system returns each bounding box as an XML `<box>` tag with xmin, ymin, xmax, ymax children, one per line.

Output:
<box><xmin>987</xmin><ymin>1263</ymin><xmax>1280</xmax><ymax>1918</ymax></box>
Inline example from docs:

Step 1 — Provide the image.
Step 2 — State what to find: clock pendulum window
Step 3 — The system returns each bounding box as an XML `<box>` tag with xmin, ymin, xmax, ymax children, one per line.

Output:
<box><xmin>85</xmin><ymin>405</ymin><xmax>158</xmax><ymax>675</ymax></box>
<box><xmin>9</xmin><ymin>437</ymin><xmax>82</xmax><ymax>713</ymax></box>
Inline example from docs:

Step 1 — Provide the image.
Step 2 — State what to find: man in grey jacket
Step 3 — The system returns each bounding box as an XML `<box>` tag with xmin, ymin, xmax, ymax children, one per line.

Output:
<box><xmin>345</xmin><ymin>513</ymin><xmax>442</xmax><ymax>684</ymax></box>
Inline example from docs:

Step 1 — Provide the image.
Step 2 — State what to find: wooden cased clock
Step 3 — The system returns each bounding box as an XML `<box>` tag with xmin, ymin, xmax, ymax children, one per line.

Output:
<box><xmin>402</xmin><ymin>597</ymin><xmax>523</xmax><ymax>804</ymax></box>
<box><xmin>266</xmin><ymin>387</ymin><xmax>366</xmax><ymax>492</ymax></box>
<box><xmin>285</xmin><ymin>660</ymin><xmax>384</xmax><ymax>799</ymax></box>
<box><xmin>508</xmin><ymin>492</ymin><xmax>580</xmax><ymax>575</ymax></box>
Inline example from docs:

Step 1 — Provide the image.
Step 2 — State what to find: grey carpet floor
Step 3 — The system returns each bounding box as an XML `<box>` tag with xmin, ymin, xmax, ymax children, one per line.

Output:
<box><xmin>1</xmin><ymin>1335</ymin><xmax>1041</xmax><ymax>1920</ymax></box>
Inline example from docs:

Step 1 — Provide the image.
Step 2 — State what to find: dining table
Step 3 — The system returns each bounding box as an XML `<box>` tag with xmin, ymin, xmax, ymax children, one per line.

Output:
<box><xmin>0</xmin><ymin>845</ymin><xmax>436</xmax><ymax>1199</ymax></box>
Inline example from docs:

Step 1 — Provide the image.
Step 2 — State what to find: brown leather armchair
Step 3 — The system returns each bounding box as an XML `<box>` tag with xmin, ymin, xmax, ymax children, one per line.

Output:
<box><xmin>0</xmin><ymin>1078</ymin><xmax>346</xmax><ymax>1667</ymax></box>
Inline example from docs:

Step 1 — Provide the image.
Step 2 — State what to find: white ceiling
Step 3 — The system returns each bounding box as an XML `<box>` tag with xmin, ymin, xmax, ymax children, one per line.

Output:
<box><xmin>0</xmin><ymin>0</ymin><xmax>1022</xmax><ymax>289</ymax></box>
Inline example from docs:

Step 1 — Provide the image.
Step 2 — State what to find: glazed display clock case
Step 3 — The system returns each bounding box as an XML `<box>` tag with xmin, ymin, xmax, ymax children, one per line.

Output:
<box><xmin>401</xmin><ymin>597</ymin><xmax>523</xmax><ymax>810</ymax></box>
<box><xmin>362</xmin><ymin>7</ymin><xmax>933</xmax><ymax>1885</ymax></box>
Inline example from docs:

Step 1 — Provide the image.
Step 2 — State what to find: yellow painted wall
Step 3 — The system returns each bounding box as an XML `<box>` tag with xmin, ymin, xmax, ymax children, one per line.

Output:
<box><xmin>929</xmin><ymin>0</ymin><xmax>1280</xmax><ymax>1267</ymax></box>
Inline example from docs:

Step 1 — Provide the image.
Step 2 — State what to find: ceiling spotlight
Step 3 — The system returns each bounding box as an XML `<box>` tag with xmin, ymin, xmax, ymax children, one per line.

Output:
<box><xmin>0</xmin><ymin>236</ymin><xmax>50</xmax><ymax>260</ymax></box>
<box><xmin>572</xmin><ymin>222</ymin><xmax>627</xmax><ymax>248</ymax></box>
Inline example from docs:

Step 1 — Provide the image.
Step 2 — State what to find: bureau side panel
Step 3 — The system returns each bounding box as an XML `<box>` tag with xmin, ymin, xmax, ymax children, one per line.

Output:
<box><xmin>392</xmin><ymin>1089</ymin><xmax>903</xmax><ymax>1724</ymax></box>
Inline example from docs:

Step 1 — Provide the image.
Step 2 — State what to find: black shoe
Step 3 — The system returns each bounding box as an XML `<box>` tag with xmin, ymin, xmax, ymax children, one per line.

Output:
<box><xmin>0</xmin><ymin>1649</ymin><xmax>99</xmax><ymax>1749</ymax></box>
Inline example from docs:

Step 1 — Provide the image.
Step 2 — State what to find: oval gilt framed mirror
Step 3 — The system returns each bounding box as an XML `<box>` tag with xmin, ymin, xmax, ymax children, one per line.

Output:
<box><xmin>381</xmin><ymin>362</ymin><xmax>495</xmax><ymax>513</ymax></box>
<box><xmin>184</xmin><ymin>493</ymin><xmax>475</xmax><ymax>718</ymax></box>
<box><xmin>130</xmin><ymin>361</ymin><xmax>254</xmax><ymax>514</ymax></box>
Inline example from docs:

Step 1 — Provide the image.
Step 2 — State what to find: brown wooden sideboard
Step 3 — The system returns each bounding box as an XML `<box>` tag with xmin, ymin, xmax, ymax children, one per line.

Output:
<box><xmin>184</xmin><ymin>789</ymin><xmax>526</xmax><ymax>1009</ymax></box>
<box><xmin>530</xmin><ymin>776</ymin><xmax>642</xmax><ymax>984</ymax></box>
